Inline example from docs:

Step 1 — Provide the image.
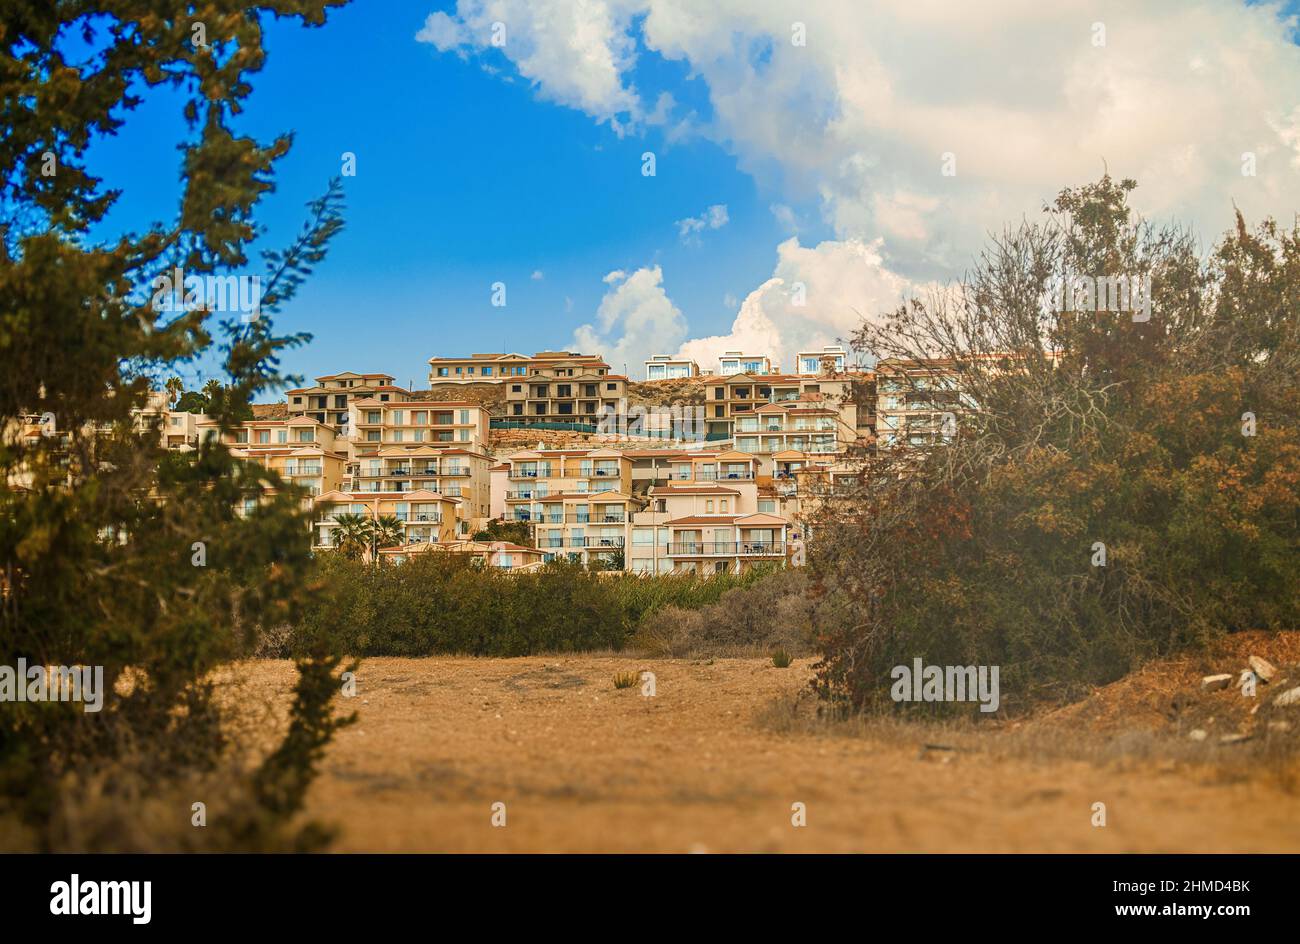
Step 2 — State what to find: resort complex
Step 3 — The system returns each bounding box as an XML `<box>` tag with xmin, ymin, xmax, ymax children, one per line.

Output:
<box><xmin>8</xmin><ymin>347</ymin><xmax>969</xmax><ymax>574</ymax></box>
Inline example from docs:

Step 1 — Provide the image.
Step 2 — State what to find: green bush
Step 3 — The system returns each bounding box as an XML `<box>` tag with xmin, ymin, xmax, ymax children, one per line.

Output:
<box><xmin>813</xmin><ymin>176</ymin><xmax>1300</xmax><ymax>713</ymax></box>
<box><xmin>288</xmin><ymin>556</ymin><xmax>785</xmax><ymax>657</ymax></box>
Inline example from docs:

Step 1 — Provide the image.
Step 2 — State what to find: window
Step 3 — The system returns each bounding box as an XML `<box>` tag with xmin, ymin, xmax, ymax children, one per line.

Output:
<box><xmin>256</xmin><ymin>430</ymin><xmax>269</xmax><ymax>444</ymax></box>
<box><xmin>606</xmin><ymin>383</ymin><xmax>617</xmax><ymax>391</ymax></box>
<box><xmin>758</xmin><ymin>500</ymin><xmax>776</xmax><ymax>513</ymax></box>
<box><xmin>482</xmin><ymin>366</ymin><xmax>493</xmax><ymax>376</ymax></box>
<box><xmin>632</xmin><ymin>528</ymin><xmax>653</xmax><ymax>546</ymax></box>
<box><xmin>437</xmin><ymin>368</ymin><xmax>448</xmax><ymax>377</ymax></box>
<box><xmin>292</xmin><ymin>397</ymin><xmax>302</xmax><ymax>405</ymax></box>
<box><xmin>720</xmin><ymin>499</ymin><xmax>728</xmax><ymax>513</ymax></box>
<box><xmin>458</xmin><ymin>409</ymin><xmax>469</xmax><ymax>424</ymax></box>
<box><xmin>511</xmin><ymin>385</ymin><xmax>522</xmax><ymax>393</ymax></box>
<box><xmin>512</xmin><ymin>404</ymin><xmax>523</xmax><ymax>416</ymax></box>
<box><xmin>277</xmin><ymin>430</ymin><xmax>288</xmax><ymax>444</ymax></box>
<box><xmin>705</xmin><ymin>499</ymin><xmax>714</xmax><ymax>512</ymax></box>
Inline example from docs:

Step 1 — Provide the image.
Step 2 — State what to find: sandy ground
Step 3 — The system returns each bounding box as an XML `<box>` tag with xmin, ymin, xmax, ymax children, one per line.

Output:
<box><xmin>237</xmin><ymin>656</ymin><xmax>1300</xmax><ymax>853</ymax></box>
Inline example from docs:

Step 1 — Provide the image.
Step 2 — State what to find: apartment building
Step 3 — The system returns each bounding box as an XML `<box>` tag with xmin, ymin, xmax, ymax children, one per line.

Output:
<box><xmin>312</xmin><ymin>489</ymin><xmax>462</xmax><ymax>551</ymax></box>
<box><xmin>717</xmin><ymin>351</ymin><xmax>774</xmax><ymax>376</ymax></box>
<box><xmin>502</xmin><ymin>373</ymin><xmax>627</xmax><ymax>425</ymax></box>
<box><xmin>351</xmin><ymin>398</ymin><xmax>489</xmax><ymax>451</ymax></box>
<box><xmin>624</xmin><ymin>448</ymin><xmax>759</xmax><ymax>490</ymax></box>
<box><xmin>286</xmin><ymin>372</ymin><xmax>410</xmax><ymax>432</ymax></box>
<box><xmin>643</xmin><ymin>355</ymin><xmax>699</xmax><ymax>380</ymax></box>
<box><xmin>703</xmin><ymin>373</ymin><xmax>872</xmax><ymax>449</ymax></box>
<box><xmin>733</xmin><ymin>398</ymin><xmax>843</xmax><ymax>461</ymax></box>
<box><xmin>769</xmin><ymin>454</ymin><xmax>861</xmax><ymax>528</ymax></box>
<box><xmin>795</xmin><ymin>344</ymin><xmax>849</xmax><ymax>375</ymax></box>
<box><xmin>199</xmin><ymin>416</ymin><xmax>349</xmax><ymax>496</ymax></box>
<box><xmin>378</xmin><ymin>539</ymin><xmax>546</xmax><ymax>569</ymax></box>
<box><xmin>349</xmin><ymin>446</ymin><xmax>492</xmax><ymax>523</ymax></box>
<box><xmin>428</xmin><ymin>350</ymin><xmax>610</xmax><ymax>383</ymax></box>
<box><xmin>874</xmin><ymin>358</ymin><xmax>971</xmax><ymax>449</ymax></box>
<box><xmin>627</xmin><ymin>481</ymin><xmax>792</xmax><ymax>575</ymax></box>
<box><xmin>501</xmin><ymin>448</ymin><xmax>640</xmax><ymax>567</ymax></box>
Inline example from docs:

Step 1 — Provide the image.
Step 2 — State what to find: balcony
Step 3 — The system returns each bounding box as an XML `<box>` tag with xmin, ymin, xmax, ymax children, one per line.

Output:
<box><xmin>506</xmin><ymin>489</ymin><xmax>546</xmax><ymax>500</ymax></box>
<box><xmin>568</xmin><ymin>536</ymin><xmax>625</xmax><ymax>548</ymax></box>
<box><xmin>510</xmin><ymin>469</ymin><xmax>543</xmax><ymax>479</ymax></box>
<box><xmin>665</xmin><ymin>470</ymin><xmax>753</xmax><ymax>481</ymax></box>
<box><xmin>666</xmin><ymin>541</ymin><xmax>786</xmax><ymax>556</ymax></box>
<box><xmin>565</xmin><ymin>512</ymin><xmax>626</xmax><ymax>523</ymax></box>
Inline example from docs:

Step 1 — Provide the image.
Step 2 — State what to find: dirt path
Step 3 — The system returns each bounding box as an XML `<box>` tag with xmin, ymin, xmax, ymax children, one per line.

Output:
<box><xmin>239</xmin><ymin>657</ymin><xmax>1300</xmax><ymax>853</ymax></box>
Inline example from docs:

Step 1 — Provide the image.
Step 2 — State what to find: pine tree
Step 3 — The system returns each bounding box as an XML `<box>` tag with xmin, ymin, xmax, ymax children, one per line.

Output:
<box><xmin>0</xmin><ymin>1</ymin><xmax>353</xmax><ymax>851</ymax></box>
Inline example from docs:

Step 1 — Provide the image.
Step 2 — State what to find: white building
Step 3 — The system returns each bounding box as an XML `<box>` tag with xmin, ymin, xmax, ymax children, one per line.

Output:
<box><xmin>644</xmin><ymin>355</ymin><xmax>699</xmax><ymax>380</ymax></box>
<box><xmin>718</xmin><ymin>351</ymin><xmax>774</xmax><ymax>376</ymax></box>
<box><xmin>795</xmin><ymin>344</ymin><xmax>847</xmax><ymax>375</ymax></box>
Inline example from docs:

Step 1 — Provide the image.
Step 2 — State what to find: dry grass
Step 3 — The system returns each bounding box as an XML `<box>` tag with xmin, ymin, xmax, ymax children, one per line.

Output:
<box><xmin>220</xmin><ymin>652</ymin><xmax>1300</xmax><ymax>852</ymax></box>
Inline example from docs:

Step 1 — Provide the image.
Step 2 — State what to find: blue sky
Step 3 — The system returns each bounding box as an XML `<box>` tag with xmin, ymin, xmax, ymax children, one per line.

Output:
<box><xmin>82</xmin><ymin>1</ymin><xmax>1300</xmax><ymax>398</ymax></box>
<box><xmin>86</xmin><ymin>1</ymin><xmax>821</xmax><ymax>396</ymax></box>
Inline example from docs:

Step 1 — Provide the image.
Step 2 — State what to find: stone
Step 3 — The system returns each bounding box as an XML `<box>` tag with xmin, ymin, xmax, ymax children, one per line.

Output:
<box><xmin>1272</xmin><ymin>685</ymin><xmax>1300</xmax><ymax>708</ymax></box>
<box><xmin>1201</xmin><ymin>674</ymin><xmax>1233</xmax><ymax>692</ymax></box>
<box><xmin>1188</xmin><ymin>729</ymin><xmax>1208</xmax><ymax>741</ymax></box>
<box><xmin>1248</xmin><ymin>655</ymin><xmax>1278</xmax><ymax>682</ymax></box>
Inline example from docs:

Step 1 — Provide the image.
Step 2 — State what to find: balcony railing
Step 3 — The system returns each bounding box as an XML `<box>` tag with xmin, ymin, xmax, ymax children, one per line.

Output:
<box><xmin>666</xmin><ymin>542</ymin><xmax>785</xmax><ymax>556</ymax></box>
<box><xmin>507</xmin><ymin>511</ymin><xmax>562</xmax><ymax>523</ymax></box>
<box><xmin>568</xmin><ymin>536</ymin><xmax>625</xmax><ymax>548</ymax></box>
<box><xmin>665</xmin><ymin>471</ymin><xmax>753</xmax><ymax>481</ymax></box>
<box><xmin>565</xmin><ymin>512</ymin><xmax>626</xmax><ymax>523</ymax></box>
<box><xmin>506</xmin><ymin>489</ymin><xmax>546</xmax><ymax>500</ymax></box>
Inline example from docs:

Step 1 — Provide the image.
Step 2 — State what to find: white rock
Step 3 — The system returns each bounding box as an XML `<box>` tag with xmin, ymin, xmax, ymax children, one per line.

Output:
<box><xmin>1272</xmin><ymin>685</ymin><xmax>1300</xmax><ymax>708</ymax></box>
<box><xmin>1201</xmin><ymin>674</ymin><xmax>1233</xmax><ymax>692</ymax></box>
<box><xmin>1188</xmin><ymin>729</ymin><xmax>1208</xmax><ymax>741</ymax></box>
<box><xmin>1248</xmin><ymin>655</ymin><xmax>1277</xmax><ymax>682</ymax></box>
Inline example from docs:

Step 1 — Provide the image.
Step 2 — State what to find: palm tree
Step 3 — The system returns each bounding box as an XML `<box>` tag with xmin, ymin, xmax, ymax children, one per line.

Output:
<box><xmin>201</xmin><ymin>378</ymin><xmax>222</xmax><ymax>409</ymax></box>
<box><xmin>330</xmin><ymin>513</ymin><xmax>372</xmax><ymax>561</ymax></box>
<box><xmin>371</xmin><ymin>515</ymin><xmax>407</xmax><ymax>552</ymax></box>
<box><xmin>164</xmin><ymin>375</ymin><xmax>184</xmax><ymax>409</ymax></box>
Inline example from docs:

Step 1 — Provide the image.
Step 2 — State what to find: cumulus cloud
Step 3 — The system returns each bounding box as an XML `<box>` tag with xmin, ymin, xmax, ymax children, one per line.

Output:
<box><xmin>675</xmin><ymin>237</ymin><xmax>920</xmax><ymax>372</ymax></box>
<box><xmin>415</xmin><ymin>0</ymin><xmax>643</xmax><ymax>133</ymax></box>
<box><xmin>423</xmin><ymin>0</ymin><xmax>1300</xmax><ymax>353</ymax></box>
<box><xmin>572</xmin><ymin>266</ymin><xmax>688</xmax><ymax>374</ymax></box>
<box><xmin>675</xmin><ymin>203</ymin><xmax>729</xmax><ymax>243</ymax></box>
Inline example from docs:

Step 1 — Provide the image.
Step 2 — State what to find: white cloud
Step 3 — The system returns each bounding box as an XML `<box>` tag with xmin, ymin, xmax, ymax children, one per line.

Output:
<box><xmin>423</xmin><ymin>0</ymin><xmax>1300</xmax><ymax>353</ymax></box>
<box><xmin>530</xmin><ymin>269</ymin><xmax>544</xmax><ymax>280</ymax></box>
<box><xmin>676</xmin><ymin>237</ymin><xmax>920</xmax><ymax>372</ymax></box>
<box><xmin>573</xmin><ymin>266</ymin><xmax>688</xmax><ymax>374</ymax></box>
<box><xmin>416</xmin><ymin>1</ymin><xmax>644</xmax><ymax>134</ymax></box>
<box><xmin>675</xmin><ymin>203</ymin><xmax>729</xmax><ymax>243</ymax></box>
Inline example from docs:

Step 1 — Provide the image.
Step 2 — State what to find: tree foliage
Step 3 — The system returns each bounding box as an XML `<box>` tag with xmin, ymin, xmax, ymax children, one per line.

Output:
<box><xmin>0</xmin><ymin>0</ymin><xmax>352</xmax><ymax>850</ymax></box>
<box><xmin>813</xmin><ymin>177</ymin><xmax>1300</xmax><ymax>712</ymax></box>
